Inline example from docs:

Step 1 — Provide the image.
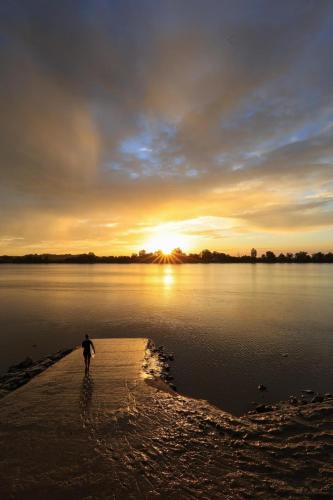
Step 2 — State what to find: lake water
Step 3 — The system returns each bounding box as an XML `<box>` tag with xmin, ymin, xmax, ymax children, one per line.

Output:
<box><xmin>0</xmin><ymin>263</ymin><xmax>332</xmax><ymax>414</ymax></box>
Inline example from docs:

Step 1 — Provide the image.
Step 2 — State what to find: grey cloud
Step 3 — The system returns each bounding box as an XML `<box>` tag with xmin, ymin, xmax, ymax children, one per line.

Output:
<box><xmin>241</xmin><ymin>199</ymin><xmax>333</xmax><ymax>231</ymax></box>
<box><xmin>1</xmin><ymin>0</ymin><xmax>333</xmax><ymax>250</ymax></box>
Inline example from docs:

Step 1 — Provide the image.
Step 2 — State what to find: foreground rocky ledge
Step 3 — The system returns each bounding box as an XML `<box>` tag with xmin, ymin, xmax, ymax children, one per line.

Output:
<box><xmin>0</xmin><ymin>338</ymin><xmax>332</xmax><ymax>499</ymax></box>
<box><xmin>0</xmin><ymin>348</ymin><xmax>73</xmax><ymax>398</ymax></box>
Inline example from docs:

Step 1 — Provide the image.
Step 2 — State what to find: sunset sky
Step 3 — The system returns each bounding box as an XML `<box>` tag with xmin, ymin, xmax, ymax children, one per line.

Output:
<box><xmin>1</xmin><ymin>0</ymin><xmax>333</xmax><ymax>256</ymax></box>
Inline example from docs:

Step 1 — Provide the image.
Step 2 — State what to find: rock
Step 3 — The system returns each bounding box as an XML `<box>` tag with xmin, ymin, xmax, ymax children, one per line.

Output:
<box><xmin>170</xmin><ymin>384</ymin><xmax>177</xmax><ymax>392</ymax></box>
<box><xmin>324</xmin><ymin>393</ymin><xmax>332</xmax><ymax>399</ymax></box>
<box><xmin>258</xmin><ymin>384</ymin><xmax>267</xmax><ymax>392</ymax></box>
<box><xmin>289</xmin><ymin>397</ymin><xmax>298</xmax><ymax>405</ymax></box>
<box><xmin>8</xmin><ymin>357</ymin><xmax>34</xmax><ymax>372</ymax></box>
<box><xmin>168</xmin><ymin>354</ymin><xmax>175</xmax><ymax>361</ymax></box>
<box><xmin>0</xmin><ymin>346</ymin><xmax>75</xmax><ymax>396</ymax></box>
<box><xmin>49</xmin><ymin>352</ymin><xmax>64</xmax><ymax>361</ymax></box>
<box><xmin>311</xmin><ymin>395</ymin><xmax>324</xmax><ymax>403</ymax></box>
<box><xmin>256</xmin><ymin>404</ymin><xmax>272</xmax><ymax>413</ymax></box>
<box><xmin>301</xmin><ymin>389</ymin><xmax>314</xmax><ymax>395</ymax></box>
<box><xmin>0</xmin><ymin>388</ymin><xmax>9</xmax><ymax>398</ymax></box>
<box><xmin>60</xmin><ymin>348</ymin><xmax>72</xmax><ymax>356</ymax></box>
<box><xmin>3</xmin><ymin>378</ymin><xmax>27</xmax><ymax>390</ymax></box>
<box><xmin>281</xmin><ymin>353</ymin><xmax>288</xmax><ymax>357</ymax></box>
<box><xmin>0</xmin><ymin>373</ymin><xmax>17</xmax><ymax>383</ymax></box>
<box><xmin>26</xmin><ymin>366</ymin><xmax>44</xmax><ymax>377</ymax></box>
<box><xmin>38</xmin><ymin>358</ymin><xmax>53</xmax><ymax>367</ymax></box>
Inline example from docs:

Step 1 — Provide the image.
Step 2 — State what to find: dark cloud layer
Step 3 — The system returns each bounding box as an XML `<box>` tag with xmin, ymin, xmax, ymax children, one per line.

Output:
<box><xmin>1</xmin><ymin>0</ymin><xmax>333</xmax><ymax>253</ymax></box>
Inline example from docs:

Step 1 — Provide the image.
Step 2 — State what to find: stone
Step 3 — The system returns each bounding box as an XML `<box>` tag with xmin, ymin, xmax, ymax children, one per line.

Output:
<box><xmin>311</xmin><ymin>395</ymin><xmax>324</xmax><ymax>403</ymax></box>
<box><xmin>256</xmin><ymin>404</ymin><xmax>272</xmax><ymax>413</ymax></box>
<box><xmin>258</xmin><ymin>384</ymin><xmax>267</xmax><ymax>391</ymax></box>
<box><xmin>26</xmin><ymin>366</ymin><xmax>44</xmax><ymax>377</ymax></box>
<box><xmin>4</xmin><ymin>379</ymin><xmax>26</xmax><ymax>391</ymax></box>
<box><xmin>39</xmin><ymin>358</ymin><xmax>53</xmax><ymax>367</ymax></box>
<box><xmin>60</xmin><ymin>348</ymin><xmax>72</xmax><ymax>356</ymax></box>
<box><xmin>302</xmin><ymin>389</ymin><xmax>314</xmax><ymax>395</ymax></box>
<box><xmin>8</xmin><ymin>357</ymin><xmax>34</xmax><ymax>372</ymax></box>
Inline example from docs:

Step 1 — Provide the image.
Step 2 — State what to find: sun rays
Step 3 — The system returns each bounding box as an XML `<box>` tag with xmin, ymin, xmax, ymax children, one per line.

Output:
<box><xmin>152</xmin><ymin>250</ymin><xmax>183</xmax><ymax>264</ymax></box>
<box><xmin>144</xmin><ymin>231</ymin><xmax>187</xmax><ymax>255</ymax></box>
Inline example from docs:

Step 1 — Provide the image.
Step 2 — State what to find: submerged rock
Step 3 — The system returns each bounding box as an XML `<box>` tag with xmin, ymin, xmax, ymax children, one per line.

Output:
<box><xmin>8</xmin><ymin>357</ymin><xmax>34</xmax><ymax>372</ymax></box>
<box><xmin>255</xmin><ymin>404</ymin><xmax>273</xmax><ymax>413</ymax></box>
<box><xmin>258</xmin><ymin>384</ymin><xmax>267</xmax><ymax>392</ymax></box>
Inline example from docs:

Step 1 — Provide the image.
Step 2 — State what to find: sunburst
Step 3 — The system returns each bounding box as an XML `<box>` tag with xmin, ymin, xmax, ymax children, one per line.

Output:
<box><xmin>144</xmin><ymin>230</ymin><xmax>187</xmax><ymax>262</ymax></box>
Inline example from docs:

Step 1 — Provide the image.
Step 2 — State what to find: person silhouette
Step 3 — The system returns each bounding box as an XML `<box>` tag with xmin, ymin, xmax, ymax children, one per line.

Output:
<box><xmin>81</xmin><ymin>334</ymin><xmax>95</xmax><ymax>374</ymax></box>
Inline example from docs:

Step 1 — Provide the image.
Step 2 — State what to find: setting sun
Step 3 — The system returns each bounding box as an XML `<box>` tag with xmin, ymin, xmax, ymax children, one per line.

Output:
<box><xmin>144</xmin><ymin>231</ymin><xmax>187</xmax><ymax>255</ymax></box>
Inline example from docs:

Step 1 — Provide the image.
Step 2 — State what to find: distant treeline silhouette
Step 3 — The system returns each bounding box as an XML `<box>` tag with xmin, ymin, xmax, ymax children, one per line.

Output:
<box><xmin>1</xmin><ymin>248</ymin><xmax>333</xmax><ymax>264</ymax></box>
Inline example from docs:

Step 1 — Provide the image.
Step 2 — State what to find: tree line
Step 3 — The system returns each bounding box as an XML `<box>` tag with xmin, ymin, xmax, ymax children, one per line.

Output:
<box><xmin>1</xmin><ymin>248</ymin><xmax>333</xmax><ymax>264</ymax></box>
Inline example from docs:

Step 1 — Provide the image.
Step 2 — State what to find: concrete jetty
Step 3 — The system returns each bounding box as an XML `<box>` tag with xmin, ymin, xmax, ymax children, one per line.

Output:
<box><xmin>1</xmin><ymin>338</ymin><xmax>332</xmax><ymax>499</ymax></box>
<box><xmin>0</xmin><ymin>339</ymin><xmax>149</xmax><ymax>499</ymax></box>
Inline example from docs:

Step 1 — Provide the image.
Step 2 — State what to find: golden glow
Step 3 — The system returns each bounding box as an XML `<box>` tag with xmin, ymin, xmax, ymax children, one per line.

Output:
<box><xmin>144</xmin><ymin>230</ymin><xmax>187</xmax><ymax>255</ymax></box>
<box><xmin>163</xmin><ymin>270</ymin><xmax>174</xmax><ymax>286</ymax></box>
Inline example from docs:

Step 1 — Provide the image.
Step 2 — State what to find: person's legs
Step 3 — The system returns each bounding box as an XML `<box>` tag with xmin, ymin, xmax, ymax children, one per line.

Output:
<box><xmin>87</xmin><ymin>355</ymin><xmax>91</xmax><ymax>372</ymax></box>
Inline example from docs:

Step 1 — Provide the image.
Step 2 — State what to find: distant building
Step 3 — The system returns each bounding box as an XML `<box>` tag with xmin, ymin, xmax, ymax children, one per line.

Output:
<box><xmin>251</xmin><ymin>248</ymin><xmax>257</xmax><ymax>260</ymax></box>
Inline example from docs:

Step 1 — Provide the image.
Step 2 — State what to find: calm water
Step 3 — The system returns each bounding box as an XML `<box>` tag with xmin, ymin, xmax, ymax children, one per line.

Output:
<box><xmin>0</xmin><ymin>264</ymin><xmax>332</xmax><ymax>414</ymax></box>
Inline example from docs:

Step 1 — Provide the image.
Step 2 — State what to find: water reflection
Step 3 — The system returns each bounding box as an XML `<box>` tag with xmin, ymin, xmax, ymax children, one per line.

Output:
<box><xmin>80</xmin><ymin>374</ymin><xmax>94</xmax><ymax>427</ymax></box>
<box><xmin>1</xmin><ymin>263</ymin><xmax>333</xmax><ymax>414</ymax></box>
<box><xmin>162</xmin><ymin>267</ymin><xmax>174</xmax><ymax>287</ymax></box>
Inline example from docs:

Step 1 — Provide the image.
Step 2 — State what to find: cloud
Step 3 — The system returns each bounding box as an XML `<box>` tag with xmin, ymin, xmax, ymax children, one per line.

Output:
<box><xmin>1</xmin><ymin>0</ymin><xmax>333</xmax><ymax>254</ymax></box>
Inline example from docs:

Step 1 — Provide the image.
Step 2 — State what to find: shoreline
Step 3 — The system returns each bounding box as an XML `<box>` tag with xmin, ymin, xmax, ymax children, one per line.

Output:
<box><xmin>1</xmin><ymin>340</ymin><xmax>332</xmax><ymax>417</ymax></box>
<box><xmin>0</xmin><ymin>339</ymin><xmax>332</xmax><ymax>497</ymax></box>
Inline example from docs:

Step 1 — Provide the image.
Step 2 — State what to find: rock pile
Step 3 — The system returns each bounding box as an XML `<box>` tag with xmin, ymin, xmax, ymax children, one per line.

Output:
<box><xmin>0</xmin><ymin>348</ymin><xmax>73</xmax><ymax>399</ymax></box>
<box><xmin>143</xmin><ymin>340</ymin><xmax>176</xmax><ymax>391</ymax></box>
<box><xmin>249</xmin><ymin>390</ymin><xmax>333</xmax><ymax>415</ymax></box>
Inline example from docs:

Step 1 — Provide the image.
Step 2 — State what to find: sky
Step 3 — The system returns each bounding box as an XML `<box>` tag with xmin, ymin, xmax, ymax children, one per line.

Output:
<box><xmin>1</xmin><ymin>0</ymin><xmax>333</xmax><ymax>256</ymax></box>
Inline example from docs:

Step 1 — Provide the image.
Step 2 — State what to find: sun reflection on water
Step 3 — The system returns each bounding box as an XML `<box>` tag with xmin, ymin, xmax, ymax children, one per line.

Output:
<box><xmin>162</xmin><ymin>267</ymin><xmax>174</xmax><ymax>287</ymax></box>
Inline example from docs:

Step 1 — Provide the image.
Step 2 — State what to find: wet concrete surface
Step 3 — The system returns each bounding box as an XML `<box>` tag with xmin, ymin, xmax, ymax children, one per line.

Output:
<box><xmin>0</xmin><ymin>338</ymin><xmax>332</xmax><ymax>499</ymax></box>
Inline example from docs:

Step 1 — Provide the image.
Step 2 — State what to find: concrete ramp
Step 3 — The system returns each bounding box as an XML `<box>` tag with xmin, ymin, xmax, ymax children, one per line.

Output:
<box><xmin>1</xmin><ymin>338</ymin><xmax>332</xmax><ymax>499</ymax></box>
<box><xmin>0</xmin><ymin>338</ymin><xmax>148</xmax><ymax>499</ymax></box>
